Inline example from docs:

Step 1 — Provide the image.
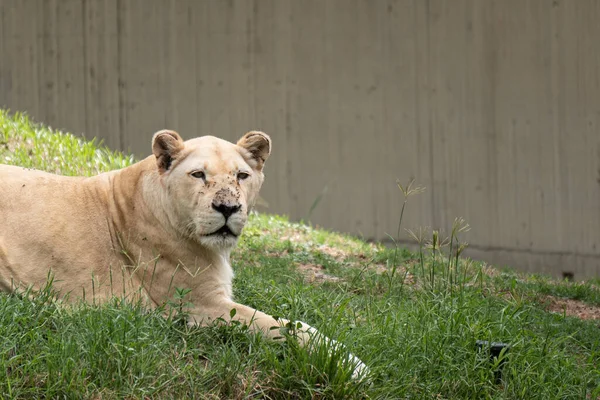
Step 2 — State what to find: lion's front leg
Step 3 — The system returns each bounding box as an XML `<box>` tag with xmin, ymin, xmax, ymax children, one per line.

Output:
<box><xmin>189</xmin><ymin>300</ymin><xmax>303</xmax><ymax>341</ymax></box>
<box><xmin>191</xmin><ymin>300</ymin><xmax>369</xmax><ymax>379</ymax></box>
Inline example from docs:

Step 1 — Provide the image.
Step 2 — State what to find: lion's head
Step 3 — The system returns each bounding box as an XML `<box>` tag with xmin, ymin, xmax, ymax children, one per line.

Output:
<box><xmin>149</xmin><ymin>130</ymin><xmax>271</xmax><ymax>250</ymax></box>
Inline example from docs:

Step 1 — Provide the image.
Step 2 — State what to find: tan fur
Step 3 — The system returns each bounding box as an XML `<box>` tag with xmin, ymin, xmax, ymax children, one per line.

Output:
<box><xmin>0</xmin><ymin>130</ymin><xmax>367</xmax><ymax>377</ymax></box>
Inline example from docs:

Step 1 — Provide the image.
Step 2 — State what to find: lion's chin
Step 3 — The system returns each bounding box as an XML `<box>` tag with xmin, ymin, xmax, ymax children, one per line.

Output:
<box><xmin>197</xmin><ymin>234</ymin><xmax>239</xmax><ymax>250</ymax></box>
<box><xmin>196</xmin><ymin>225</ymin><xmax>241</xmax><ymax>250</ymax></box>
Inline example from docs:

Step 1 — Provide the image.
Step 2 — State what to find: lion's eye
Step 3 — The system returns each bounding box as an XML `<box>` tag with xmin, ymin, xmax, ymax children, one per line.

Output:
<box><xmin>191</xmin><ymin>171</ymin><xmax>205</xmax><ymax>179</ymax></box>
<box><xmin>237</xmin><ymin>172</ymin><xmax>250</xmax><ymax>181</ymax></box>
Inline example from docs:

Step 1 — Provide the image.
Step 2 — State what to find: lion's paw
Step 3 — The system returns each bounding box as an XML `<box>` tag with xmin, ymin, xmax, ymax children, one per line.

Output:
<box><xmin>347</xmin><ymin>352</ymin><xmax>370</xmax><ymax>381</ymax></box>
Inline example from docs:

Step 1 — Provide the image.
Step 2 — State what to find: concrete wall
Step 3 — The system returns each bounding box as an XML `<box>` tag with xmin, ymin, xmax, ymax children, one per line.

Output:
<box><xmin>1</xmin><ymin>0</ymin><xmax>599</xmax><ymax>278</ymax></box>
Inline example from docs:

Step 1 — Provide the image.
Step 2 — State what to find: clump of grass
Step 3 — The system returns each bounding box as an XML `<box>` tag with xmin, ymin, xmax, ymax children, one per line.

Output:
<box><xmin>406</xmin><ymin>216</ymin><xmax>471</xmax><ymax>294</ymax></box>
<box><xmin>1</xmin><ymin>110</ymin><xmax>600</xmax><ymax>398</ymax></box>
<box><xmin>0</xmin><ymin>109</ymin><xmax>134</xmax><ymax>175</ymax></box>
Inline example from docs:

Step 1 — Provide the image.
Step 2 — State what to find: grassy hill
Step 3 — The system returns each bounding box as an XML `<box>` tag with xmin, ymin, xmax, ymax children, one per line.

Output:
<box><xmin>1</xmin><ymin>110</ymin><xmax>599</xmax><ymax>399</ymax></box>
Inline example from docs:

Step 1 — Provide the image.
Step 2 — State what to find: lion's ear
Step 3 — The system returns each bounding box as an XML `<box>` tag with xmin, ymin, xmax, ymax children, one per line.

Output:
<box><xmin>237</xmin><ymin>131</ymin><xmax>271</xmax><ymax>171</ymax></box>
<box><xmin>152</xmin><ymin>130</ymin><xmax>184</xmax><ymax>173</ymax></box>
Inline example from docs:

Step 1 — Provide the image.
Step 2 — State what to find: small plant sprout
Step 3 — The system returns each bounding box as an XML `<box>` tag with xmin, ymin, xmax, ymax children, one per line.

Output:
<box><xmin>405</xmin><ymin>213</ymin><xmax>471</xmax><ymax>291</ymax></box>
<box><xmin>406</xmin><ymin>226</ymin><xmax>428</xmax><ymax>281</ymax></box>
<box><xmin>388</xmin><ymin>179</ymin><xmax>426</xmax><ymax>288</ymax></box>
<box><xmin>395</xmin><ymin>179</ymin><xmax>426</xmax><ymax>241</ymax></box>
<box><xmin>447</xmin><ymin>217</ymin><xmax>470</xmax><ymax>292</ymax></box>
<box><xmin>168</xmin><ymin>287</ymin><xmax>193</xmax><ymax>326</ymax></box>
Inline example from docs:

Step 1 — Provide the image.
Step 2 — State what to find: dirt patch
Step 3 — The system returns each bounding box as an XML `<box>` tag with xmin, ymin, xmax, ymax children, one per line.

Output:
<box><xmin>359</xmin><ymin>263</ymin><xmax>417</xmax><ymax>286</ymax></box>
<box><xmin>383</xmin><ymin>266</ymin><xmax>417</xmax><ymax>286</ymax></box>
<box><xmin>542</xmin><ymin>296</ymin><xmax>600</xmax><ymax>320</ymax></box>
<box><xmin>316</xmin><ymin>244</ymin><xmax>347</xmax><ymax>261</ymax></box>
<box><xmin>296</xmin><ymin>263</ymin><xmax>341</xmax><ymax>283</ymax></box>
<box><xmin>280</xmin><ymin>232</ymin><xmax>380</xmax><ymax>261</ymax></box>
<box><xmin>280</xmin><ymin>234</ymin><xmax>306</xmax><ymax>244</ymax></box>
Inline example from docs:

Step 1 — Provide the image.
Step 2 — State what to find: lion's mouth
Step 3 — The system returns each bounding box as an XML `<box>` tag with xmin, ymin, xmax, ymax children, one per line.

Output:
<box><xmin>207</xmin><ymin>225</ymin><xmax>238</xmax><ymax>238</ymax></box>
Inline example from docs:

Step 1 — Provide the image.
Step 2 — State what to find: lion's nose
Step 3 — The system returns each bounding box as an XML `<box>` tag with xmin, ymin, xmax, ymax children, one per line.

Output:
<box><xmin>211</xmin><ymin>202</ymin><xmax>241</xmax><ymax>219</ymax></box>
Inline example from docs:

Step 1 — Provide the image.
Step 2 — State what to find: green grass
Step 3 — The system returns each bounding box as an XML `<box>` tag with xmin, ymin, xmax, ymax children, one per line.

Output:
<box><xmin>1</xmin><ymin>110</ymin><xmax>600</xmax><ymax>399</ymax></box>
<box><xmin>0</xmin><ymin>110</ymin><xmax>133</xmax><ymax>175</ymax></box>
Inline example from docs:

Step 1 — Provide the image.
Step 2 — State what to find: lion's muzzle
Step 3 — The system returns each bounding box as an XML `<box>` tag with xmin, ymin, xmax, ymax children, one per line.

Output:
<box><xmin>211</xmin><ymin>202</ymin><xmax>240</xmax><ymax>219</ymax></box>
<box><xmin>211</xmin><ymin>187</ymin><xmax>242</xmax><ymax>220</ymax></box>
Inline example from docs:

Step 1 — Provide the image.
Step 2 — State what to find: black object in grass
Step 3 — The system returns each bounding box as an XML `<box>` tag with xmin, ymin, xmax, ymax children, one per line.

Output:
<box><xmin>476</xmin><ymin>340</ymin><xmax>510</xmax><ymax>384</ymax></box>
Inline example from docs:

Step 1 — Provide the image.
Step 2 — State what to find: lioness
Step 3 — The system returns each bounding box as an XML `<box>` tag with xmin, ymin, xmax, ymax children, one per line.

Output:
<box><xmin>0</xmin><ymin>130</ymin><xmax>367</xmax><ymax>378</ymax></box>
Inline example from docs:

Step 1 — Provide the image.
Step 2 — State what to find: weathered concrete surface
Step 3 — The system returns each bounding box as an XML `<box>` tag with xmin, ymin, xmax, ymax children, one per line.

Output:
<box><xmin>1</xmin><ymin>0</ymin><xmax>599</xmax><ymax>278</ymax></box>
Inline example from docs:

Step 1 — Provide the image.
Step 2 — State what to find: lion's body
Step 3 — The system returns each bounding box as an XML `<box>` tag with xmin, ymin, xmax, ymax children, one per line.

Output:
<box><xmin>0</xmin><ymin>130</ymin><xmax>367</xmax><ymax>377</ymax></box>
<box><xmin>0</xmin><ymin>158</ymin><xmax>233</xmax><ymax>307</ymax></box>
